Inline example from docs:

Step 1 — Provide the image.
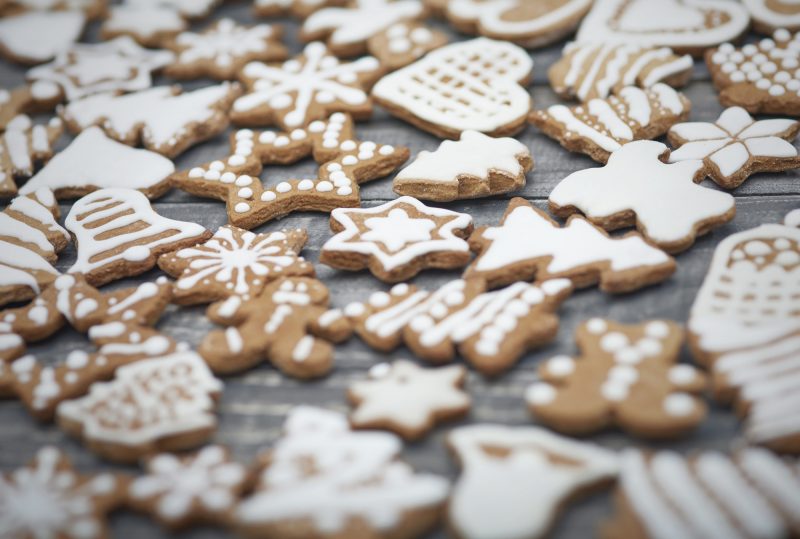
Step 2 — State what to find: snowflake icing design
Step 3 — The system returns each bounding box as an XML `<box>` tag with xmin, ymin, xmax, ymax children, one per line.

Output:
<box><xmin>175</xmin><ymin>18</ymin><xmax>276</xmax><ymax>68</ymax></box>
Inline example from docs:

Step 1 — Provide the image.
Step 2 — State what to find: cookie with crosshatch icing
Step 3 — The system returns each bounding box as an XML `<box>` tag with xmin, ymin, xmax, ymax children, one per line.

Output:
<box><xmin>707</xmin><ymin>29</ymin><xmax>800</xmax><ymax>116</ymax></box>
<box><xmin>530</xmin><ymin>83</ymin><xmax>691</xmax><ymax>163</ymax></box>
<box><xmin>171</xmin><ymin>112</ymin><xmax>409</xmax><ymax>229</ymax></box>
<box><xmin>464</xmin><ymin>198</ymin><xmax>676</xmax><ymax>293</ymax></box>
<box><xmin>343</xmin><ymin>277</ymin><xmax>572</xmax><ymax>376</ymax></box>
<box><xmin>320</xmin><ymin>196</ymin><xmax>474</xmax><ymax>282</ymax></box>
<box><xmin>0</xmin><ymin>115</ymin><xmax>62</xmax><ymax>198</ymax></box>
<box><xmin>527</xmin><ymin>318</ymin><xmax>707</xmax><ymax>439</ymax></box>
<box><xmin>366</xmin><ymin>21</ymin><xmax>448</xmax><ymax>70</ymax></box>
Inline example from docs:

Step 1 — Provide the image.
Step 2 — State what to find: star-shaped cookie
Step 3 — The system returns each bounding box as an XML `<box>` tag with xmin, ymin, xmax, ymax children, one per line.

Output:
<box><xmin>320</xmin><ymin>195</ymin><xmax>473</xmax><ymax>282</ymax></box>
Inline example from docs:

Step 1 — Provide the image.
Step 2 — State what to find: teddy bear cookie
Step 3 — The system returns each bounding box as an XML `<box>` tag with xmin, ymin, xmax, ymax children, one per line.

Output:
<box><xmin>366</xmin><ymin>21</ymin><xmax>448</xmax><ymax>70</ymax></box>
<box><xmin>0</xmin><ymin>10</ymin><xmax>86</xmax><ymax>64</ymax></box>
<box><xmin>0</xmin><ymin>115</ymin><xmax>62</xmax><ymax>198</ymax></box>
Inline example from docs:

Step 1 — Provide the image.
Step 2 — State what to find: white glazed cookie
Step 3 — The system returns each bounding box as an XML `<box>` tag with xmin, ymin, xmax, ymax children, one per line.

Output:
<box><xmin>549</xmin><ymin>42</ymin><xmax>693</xmax><ymax>102</ymax></box>
<box><xmin>0</xmin><ymin>0</ymin><xmax>106</xmax><ymax>18</ymax></box>
<box><xmin>99</xmin><ymin>4</ymin><xmax>186</xmax><ymax>48</ymax></box>
<box><xmin>393</xmin><ymin>130</ymin><xmax>532</xmax><ymax>201</ymax></box>
<box><xmin>448</xmin><ymin>424</ymin><xmax>619</xmax><ymax>539</ymax></box>
<box><xmin>26</xmin><ymin>36</ymin><xmax>174</xmax><ymax>101</ymax></box>
<box><xmin>0</xmin><ymin>10</ymin><xmax>85</xmax><ymax>65</ymax></box>
<box><xmin>0</xmin><ymin>115</ymin><xmax>62</xmax><ymax>198</ymax></box>
<box><xmin>124</xmin><ymin>0</ymin><xmax>220</xmax><ymax>18</ymax></box>
<box><xmin>372</xmin><ymin>37</ymin><xmax>533</xmax><ymax>138</ymax></box>
<box><xmin>366</xmin><ymin>21</ymin><xmax>448</xmax><ymax>70</ymax></box>
<box><xmin>576</xmin><ymin>0</ymin><xmax>750</xmax><ymax>56</ymax></box>
<box><xmin>0</xmin><ymin>80</ymin><xmax>63</xmax><ymax>130</ymax></box>
<box><xmin>602</xmin><ymin>449</ymin><xmax>800</xmax><ymax>539</ymax></box>
<box><xmin>61</xmin><ymin>83</ymin><xmax>240</xmax><ymax>158</ymax></box>
<box><xmin>549</xmin><ymin>140</ymin><xmax>736</xmax><ymax>253</ymax></box>
<box><xmin>464</xmin><ymin>198</ymin><xmax>676</xmax><ymax>293</ymax></box>
<box><xmin>743</xmin><ymin>0</ymin><xmax>800</xmax><ymax>33</ymax></box>
<box><xmin>253</xmin><ymin>0</ymin><xmax>347</xmax><ymax>18</ymax></box>
<box><xmin>689</xmin><ymin>216</ymin><xmax>800</xmax><ymax>453</ymax></box>
<box><xmin>668</xmin><ymin>106</ymin><xmax>800</xmax><ymax>189</ymax></box>
<box><xmin>234</xmin><ymin>406</ymin><xmax>449</xmax><ymax>538</ymax></box>
<box><xmin>348</xmin><ymin>360</ymin><xmax>470</xmax><ymax>440</ymax></box>
<box><xmin>445</xmin><ymin>0</ymin><xmax>593</xmax><ymax>48</ymax></box>
<box><xmin>320</xmin><ymin>196</ymin><xmax>474</xmax><ymax>282</ymax></box>
<box><xmin>530</xmin><ymin>83</ymin><xmax>691</xmax><ymax>163</ymax></box>
<box><xmin>66</xmin><ymin>188</ymin><xmax>211</xmax><ymax>286</ymax></box>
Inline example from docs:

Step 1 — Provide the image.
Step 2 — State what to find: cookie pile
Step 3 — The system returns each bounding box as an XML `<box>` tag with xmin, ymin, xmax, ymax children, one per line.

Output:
<box><xmin>0</xmin><ymin>1</ymin><xmax>799</xmax><ymax>538</ymax></box>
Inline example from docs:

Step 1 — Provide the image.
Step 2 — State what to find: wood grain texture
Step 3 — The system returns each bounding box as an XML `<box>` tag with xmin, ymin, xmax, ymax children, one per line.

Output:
<box><xmin>0</xmin><ymin>3</ymin><xmax>798</xmax><ymax>538</ymax></box>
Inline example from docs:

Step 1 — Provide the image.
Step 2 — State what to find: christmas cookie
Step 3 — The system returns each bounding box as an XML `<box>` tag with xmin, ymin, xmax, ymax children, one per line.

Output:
<box><xmin>344</xmin><ymin>278</ymin><xmax>573</xmax><ymax>375</ymax></box>
<box><xmin>393</xmin><ymin>130</ymin><xmax>531</xmax><ymax>201</ymax></box>
<box><xmin>320</xmin><ymin>196</ymin><xmax>473</xmax><ymax>282</ymax></box>
<box><xmin>348</xmin><ymin>360</ymin><xmax>470</xmax><ymax>440</ymax></box>
<box><xmin>465</xmin><ymin>198</ymin><xmax>676</xmax><ymax>292</ymax></box>
<box><xmin>527</xmin><ymin>318</ymin><xmax>707</xmax><ymax>439</ymax></box>
<box><xmin>530</xmin><ymin>83</ymin><xmax>691</xmax><ymax>163</ymax></box>
<box><xmin>125</xmin><ymin>0</ymin><xmax>220</xmax><ymax>19</ymax></box>
<box><xmin>0</xmin><ymin>0</ymin><xmax>106</xmax><ymax>18</ymax></box>
<box><xmin>445</xmin><ymin>0</ymin><xmax>593</xmax><ymax>48</ymax></box>
<box><xmin>253</xmin><ymin>0</ymin><xmax>346</xmax><ymax>18</ymax></box>
<box><xmin>61</xmin><ymin>83</ymin><xmax>240</xmax><ymax>158</ymax></box>
<box><xmin>57</xmin><ymin>350</ymin><xmax>223</xmax><ymax>463</ymax></box>
<box><xmin>0</xmin><ymin>81</ymin><xmax>63</xmax><ymax>130</ymax></box>
<box><xmin>0</xmin><ymin>10</ymin><xmax>85</xmax><ymax>64</ymax></box>
<box><xmin>300</xmin><ymin>0</ymin><xmax>425</xmax><ymax>58</ymax></box>
<box><xmin>668</xmin><ymin>106</ymin><xmax>800</xmax><ymax>189</ymax></box>
<box><xmin>65</xmin><ymin>188</ymin><xmax>210</xmax><ymax>286</ymax></box>
<box><xmin>234</xmin><ymin>406</ymin><xmax>449</xmax><ymax>538</ymax></box>
<box><xmin>706</xmin><ymin>29</ymin><xmax>800</xmax><ymax>115</ymax></box>
<box><xmin>602</xmin><ymin>449</ymin><xmax>800</xmax><ymax>539</ymax></box>
<box><xmin>100</xmin><ymin>4</ymin><xmax>187</xmax><ymax>48</ymax></box>
<box><xmin>231</xmin><ymin>42</ymin><xmax>382</xmax><ymax>129</ymax></box>
<box><xmin>171</xmin><ymin>113</ymin><xmax>409</xmax><ymax>229</ymax></box>
<box><xmin>689</xmin><ymin>217</ymin><xmax>800</xmax><ymax>453</ymax></box>
<box><xmin>164</xmin><ymin>18</ymin><xmax>288</xmax><ymax>81</ymax></box>
<box><xmin>448</xmin><ymin>424</ymin><xmax>618</xmax><ymax>539</ymax></box>
<box><xmin>549</xmin><ymin>42</ymin><xmax>693</xmax><ymax>102</ymax></box>
<box><xmin>372</xmin><ymin>37</ymin><xmax>533</xmax><ymax>138</ymax></box>
<box><xmin>366</xmin><ymin>21</ymin><xmax>448</xmax><ymax>70</ymax></box>
<box><xmin>127</xmin><ymin>445</ymin><xmax>250</xmax><ymax>530</ymax></box>
<box><xmin>549</xmin><ymin>140</ymin><xmax>736</xmax><ymax>253</ymax></box>
<box><xmin>576</xmin><ymin>0</ymin><xmax>750</xmax><ymax>56</ymax></box>
<box><xmin>743</xmin><ymin>0</ymin><xmax>800</xmax><ymax>34</ymax></box>
<box><xmin>199</xmin><ymin>277</ymin><xmax>351</xmax><ymax>378</ymax></box>
<box><xmin>0</xmin><ymin>115</ymin><xmax>62</xmax><ymax>198</ymax></box>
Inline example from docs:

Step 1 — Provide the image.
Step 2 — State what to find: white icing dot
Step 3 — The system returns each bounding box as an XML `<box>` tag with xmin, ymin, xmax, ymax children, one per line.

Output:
<box><xmin>526</xmin><ymin>383</ymin><xmax>556</xmax><ymax>405</ymax></box>
<box><xmin>547</xmin><ymin>355</ymin><xmax>575</xmax><ymax>377</ymax></box>
<box><xmin>663</xmin><ymin>393</ymin><xmax>695</xmax><ymax>416</ymax></box>
<box><xmin>644</xmin><ymin>321</ymin><xmax>670</xmax><ymax>338</ymax></box>
<box><xmin>600</xmin><ymin>332</ymin><xmax>628</xmax><ymax>352</ymax></box>
<box><xmin>337</xmin><ymin>186</ymin><xmax>353</xmax><ymax>196</ymax></box>
<box><xmin>391</xmin><ymin>283</ymin><xmax>409</xmax><ymax>295</ymax></box>
<box><xmin>668</xmin><ymin>365</ymin><xmax>697</xmax><ymax>386</ymax></box>
<box><xmin>276</xmin><ymin>182</ymin><xmax>292</xmax><ymax>193</ymax></box>
<box><xmin>344</xmin><ymin>302</ymin><xmax>365</xmax><ymax>317</ymax></box>
<box><xmin>261</xmin><ymin>191</ymin><xmax>277</xmax><ymax>202</ymax></box>
<box><xmin>234</xmin><ymin>202</ymin><xmax>250</xmax><ymax>213</ymax></box>
<box><xmin>586</xmin><ymin>318</ymin><xmax>607</xmax><ymax>334</ymax></box>
<box><xmin>369</xmin><ymin>292</ymin><xmax>391</xmax><ymax>307</ymax></box>
<box><xmin>297</xmin><ymin>179</ymin><xmax>314</xmax><ymax>191</ymax></box>
<box><xmin>238</xmin><ymin>188</ymin><xmax>253</xmax><ymax>199</ymax></box>
<box><xmin>316</xmin><ymin>181</ymin><xmax>334</xmax><ymax>192</ymax></box>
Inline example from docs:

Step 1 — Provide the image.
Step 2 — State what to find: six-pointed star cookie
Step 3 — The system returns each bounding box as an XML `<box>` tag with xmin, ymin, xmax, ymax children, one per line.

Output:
<box><xmin>348</xmin><ymin>360</ymin><xmax>471</xmax><ymax>440</ymax></box>
<box><xmin>320</xmin><ymin>195</ymin><xmax>474</xmax><ymax>282</ymax></box>
<box><xmin>668</xmin><ymin>106</ymin><xmax>800</xmax><ymax>189</ymax></box>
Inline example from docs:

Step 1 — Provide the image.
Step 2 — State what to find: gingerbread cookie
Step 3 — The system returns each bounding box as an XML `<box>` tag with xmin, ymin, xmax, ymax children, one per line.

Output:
<box><xmin>528</xmin><ymin>318</ymin><xmax>707</xmax><ymax>439</ymax></box>
<box><xmin>668</xmin><ymin>106</ymin><xmax>800</xmax><ymax>189</ymax></box>
<box><xmin>464</xmin><ymin>198</ymin><xmax>676</xmax><ymax>292</ymax></box>
<box><xmin>57</xmin><ymin>350</ymin><xmax>223</xmax><ymax>463</ymax></box>
<box><xmin>164</xmin><ymin>19</ymin><xmax>288</xmax><ymax>81</ymax></box>
<box><xmin>100</xmin><ymin>4</ymin><xmax>187</xmax><ymax>48</ymax></box>
<box><xmin>231</xmin><ymin>42</ymin><xmax>382</xmax><ymax>129</ymax></box>
<box><xmin>126</xmin><ymin>0</ymin><xmax>220</xmax><ymax>18</ymax></box>
<box><xmin>0</xmin><ymin>188</ymin><xmax>68</xmax><ymax>307</ymax></box>
<box><xmin>0</xmin><ymin>114</ymin><xmax>62</xmax><ymax>198</ymax></box>
<box><xmin>235</xmin><ymin>406</ymin><xmax>449</xmax><ymax>538</ymax></box>
<box><xmin>549</xmin><ymin>42</ymin><xmax>693</xmax><ymax>102</ymax></box>
<box><xmin>344</xmin><ymin>278</ymin><xmax>573</xmax><ymax>375</ymax></box>
<box><xmin>65</xmin><ymin>188</ymin><xmax>210</xmax><ymax>286</ymax></box>
<box><xmin>0</xmin><ymin>10</ymin><xmax>85</xmax><ymax>64</ymax></box>
<box><xmin>0</xmin><ymin>446</ymin><xmax>124</xmax><ymax>539</ymax></box>
<box><xmin>707</xmin><ymin>29</ymin><xmax>800</xmax><ymax>116</ymax></box>
<box><xmin>172</xmin><ymin>113</ymin><xmax>409</xmax><ymax>229</ymax></box>
<box><xmin>199</xmin><ymin>277</ymin><xmax>351</xmax><ymax>378</ymax></box>
<box><xmin>348</xmin><ymin>360</ymin><xmax>470</xmax><ymax>440</ymax></box>
<box><xmin>549</xmin><ymin>140</ymin><xmax>736</xmax><ymax>253</ymax></box>
<box><xmin>530</xmin><ymin>83</ymin><xmax>691</xmax><ymax>163</ymax></box>
<box><xmin>445</xmin><ymin>0</ymin><xmax>593</xmax><ymax>48</ymax></box>
<box><xmin>366</xmin><ymin>21</ymin><xmax>448</xmax><ymax>70</ymax></box>
<box><xmin>61</xmin><ymin>83</ymin><xmax>240</xmax><ymax>158</ymax></box>
<box><xmin>320</xmin><ymin>196</ymin><xmax>473</xmax><ymax>282</ymax></box>
<box><xmin>253</xmin><ymin>0</ymin><xmax>346</xmax><ymax>18</ymax></box>
<box><xmin>689</xmin><ymin>217</ymin><xmax>800</xmax><ymax>453</ymax></box>
<box><xmin>0</xmin><ymin>81</ymin><xmax>63</xmax><ymax>130</ymax></box>
<box><xmin>448</xmin><ymin>424</ymin><xmax>618</xmax><ymax>539</ymax></box>
<box><xmin>744</xmin><ymin>0</ymin><xmax>800</xmax><ymax>34</ymax></box>
<box><xmin>300</xmin><ymin>0</ymin><xmax>425</xmax><ymax>58</ymax></box>
<box><xmin>393</xmin><ymin>130</ymin><xmax>531</xmax><ymax>201</ymax></box>
<box><xmin>372</xmin><ymin>37</ymin><xmax>533</xmax><ymax>138</ymax></box>
<box><xmin>127</xmin><ymin>445</ymin><xmax>249</xmax><ymax>530</ymax></box>
<box><xmin>602</xmin><ymin>449</ymin><xmax>800</xmax><ymax>539</ymax></box>
<box><xmin>0</xmin><ymin>0</ymin><xmax>106</xmax><ymax>18</ymax></box>
<box><xmin>576</xmin><ymin>0</ymin><xmax>750</xmax><ymax>56</ymax></box>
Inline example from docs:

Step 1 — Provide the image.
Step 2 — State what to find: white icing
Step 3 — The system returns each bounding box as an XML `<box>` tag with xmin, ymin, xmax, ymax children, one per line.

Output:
<box><xmin>102</xmin><ymin>5</ymin><xmax>185</xmax><ymax>39</ymax></box>
<box><xmin>0</xmin><ymin>11</ymin><xmax>84</xmax><ymax>63</ymax></box>
<box><xmin>447</xmin><ymin>0</ymin><xmax>592</xmax><ymax>40</ymax></box>
<box><xmin>175</xmin><ymin>19</ymin><xmax>274</xmax><ymax>68</ymax></box>
<box><xmin>303</xmin><ymin>0</ymin><xmax>424</xmax><ymax>46</ymax></box>
<box><xmin>743</xmin><ymin>0</ymin><xmax>800</xmax><ymax>30</ymax></box>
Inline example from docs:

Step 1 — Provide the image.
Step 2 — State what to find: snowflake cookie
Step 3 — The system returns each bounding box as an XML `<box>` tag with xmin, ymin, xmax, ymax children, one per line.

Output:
<box><xmin>343</xmin><ymin>278</ymin><xmax>573</xmax><ymax>375</ymax></box>
<box><xmin>366</xmin><ymin>21</ymin><xmax>448</xmax><ymax>71</ymax></box>
<box><xmin>0</xmin><ymin>10</ymin><xmax>85</xmax><ymax>65</ymax></box>
<box><xmin>171</xmin><ymin>112</ymin><xmax>409</xmax><ymax>229</ymax></box>
<box><xmin>348</xmin><ymin>360</ymin><xmax>470</xmax><ymax>440</ymax></box>
<box><xmin>464</xmin><ymin>198</ymin><xmax>676</xmax><ymax>293</ymax></box>
<box><xmin>527</xmin><ymin>318</ymin><xmax>707</xmax><ymax>439</ymax></box>
<box><xmin>234</xmin><ymin>406</ymin><xmax>449</xmax><ymax>538</ymax></box>
<box><xmin>231</xmin><ymin>42</ymin><xmax>382</xmax><ymax>130</ymax></box>
<box><xmin>668</xmin><ymin>106</ymin><xmax>800</xmax><ymax>189</ymax></box>
<box><xmin>530</xmin><ymin>83</ymin><xmax>691</xmax><ymax>163</ymax></box>
<box><xmin>448</xmin><ymin>424</ymin><xmax>618</xmax><ymax>539</ymax></box>
<box><xmin>549</xmin><ymin>140</ymin><xmax>736</xmax><ymax>253</ymax></box>
<box><xmin>320</xmin><ymin>196</ymin><xmax>474</xmax><ymax>282</ymax></box>
<box><xmin>0</xmin><ymin>80</ymin><xmax>63</xmax><ymax>130</ymax></box>
<box><xmin>0</xmin><ymin>114</ymin><xmax>62</xmax><ymax>198</ymax></box>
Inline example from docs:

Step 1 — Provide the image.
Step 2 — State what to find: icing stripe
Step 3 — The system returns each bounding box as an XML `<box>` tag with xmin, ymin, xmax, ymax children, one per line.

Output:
<box><xmin>547</xmin><ymin>104</ymin><xmax>621</xmax><ymax>152</ymax></box>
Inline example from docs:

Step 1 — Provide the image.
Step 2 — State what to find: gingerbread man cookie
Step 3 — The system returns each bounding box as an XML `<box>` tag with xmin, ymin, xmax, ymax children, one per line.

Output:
<box><xmin>0</xmin><ymin>114</ymin><xmax>62</xmax><ymax>198</ymax></box>
<box><xmin>366</xmin><ymin>21</ymin><xmax>448</xmax><ymax>70</ymax></box>
<box><xmin>0</xmin><ymin>10</ymin><xmax>85</xmax><ymax>65</ymax></box>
